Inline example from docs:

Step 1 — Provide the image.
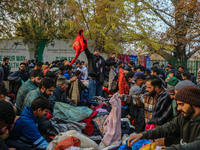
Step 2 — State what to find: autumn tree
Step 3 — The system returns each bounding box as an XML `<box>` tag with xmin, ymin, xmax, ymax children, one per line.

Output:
<box><xmin>1</xmin><ymin>0</ymin><xmax>155</xmax><ymax>55</ymax></box>
<box><xmin>137</xmin><ymin>0</ymin><xmax>200</xmax><ymax>60</ymax></box>
<box><xmin>64</xmin><ymin>0</ymin><xmax>149</xmax><ymax>53</ymax></box>
<box><xmin>3</xmin><ymin>0</ymin><xmax>197</xmax><ymax>61</ymax></box>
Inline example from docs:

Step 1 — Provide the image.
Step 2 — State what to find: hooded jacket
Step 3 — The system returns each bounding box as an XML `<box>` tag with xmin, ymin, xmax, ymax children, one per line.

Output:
<box><xmin>16</xmin><ymin>79</ymin><xmax>37</xmax><ymax>113</ymax></box>
<box><xmin>142</xmin><ymin>113</ymin><xmax>200</xmax><ymax>150</ymax></box>
<box><xmin>10</xmin><ymin>106</ymin><xmax>48</xmax><ymax>149</ymax></box>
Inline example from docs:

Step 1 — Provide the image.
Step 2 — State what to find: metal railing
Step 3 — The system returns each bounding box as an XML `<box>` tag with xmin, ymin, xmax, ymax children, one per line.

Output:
<box><xmin>150</xmin><ymin>60</ymin><xmax>200</xmax><ymax>77</ymax></box>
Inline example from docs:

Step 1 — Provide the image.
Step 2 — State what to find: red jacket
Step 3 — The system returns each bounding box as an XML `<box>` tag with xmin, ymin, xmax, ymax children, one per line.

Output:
<box><xmin>69</xmin><ymin>29</ymin><xmax>88</xmax><ymax>66</ymax></box>
<box><xmin>118</xmin><ymin>68</ymin><xmax>130</xmax><ymax>95</ymax></box>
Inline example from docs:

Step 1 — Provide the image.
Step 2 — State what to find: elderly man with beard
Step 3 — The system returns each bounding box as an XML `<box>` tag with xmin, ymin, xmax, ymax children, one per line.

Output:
<box><xmin>16</xmin><ymin>70</ymin><xmax>44</xmax><ymax>114</ymax></box>
<box><xmin>128</xmin><ymin>85</ymin><xmax>200</xmax><ymax>150</ymax></box>
<box><xmin>144</xmin><ymin>75</ymin><xmax>173</xmax><ymax>126</ymax></box>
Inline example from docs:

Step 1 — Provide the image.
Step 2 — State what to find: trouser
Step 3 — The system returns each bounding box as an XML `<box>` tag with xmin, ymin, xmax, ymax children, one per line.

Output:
<box><xmin>3</xmin><ymin>81</ymin><xmax>9</xmax><ymax>92</ymax></box>
<box><xmin>88</xmin><ymin>79</ymin><xmax>103</xmax><ymax>100</ymax></box>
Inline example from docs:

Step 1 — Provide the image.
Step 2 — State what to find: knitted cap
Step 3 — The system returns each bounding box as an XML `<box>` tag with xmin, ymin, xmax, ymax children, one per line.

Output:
<box><xmin>50</xmin><ymin>67</ymin><xmax>60</xmax><ymax>75</ymax></box>
<box><xmin>57</xmin><ymin>76</ymin><xmax>69</xmax><ymax>85</ymax></box>
<box><xmin>175</xmin><ymin>85</ymin><xmax>200</xmax><ymax>107</ymax></box>
<box><xmin>174</xmin><ymin>80</ymin><xmax>193</xmax><ymax>91</ymax></box>
<box><xmin>129</xmin><ymin>86</ymin><xmax>142</xmax><ymax>96</ymax></box>
<box><xmin>167</xmin><ymin>77</ymin><xmax>179</xmax><ymax>87</ymax></box>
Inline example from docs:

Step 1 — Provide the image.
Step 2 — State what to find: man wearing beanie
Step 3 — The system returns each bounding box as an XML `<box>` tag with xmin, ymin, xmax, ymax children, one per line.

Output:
<box><xmin>167</xmin><ymin>77</ymin><xmax>179</xmax><ymax>89</ymax></box>
<box><xmin>49</xmin><ymin>76</ymin><xmax>75</xmax><ymax>113</ymax></box>
<box><xmin>174</xmin><ymin>80</ymin><xmax>193</xmax><ymax>94</ymax></box>
<box><xmin>128</xmin><ymin>85</ymin><xmax>200</xmax><ymax>149</ymax></box>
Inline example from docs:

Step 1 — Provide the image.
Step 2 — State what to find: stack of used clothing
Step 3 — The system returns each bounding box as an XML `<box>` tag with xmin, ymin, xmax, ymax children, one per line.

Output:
<box><xmin>47</xmin><ymin>130</ymin><xmax>100</xmax><ymax>150</ymax></box>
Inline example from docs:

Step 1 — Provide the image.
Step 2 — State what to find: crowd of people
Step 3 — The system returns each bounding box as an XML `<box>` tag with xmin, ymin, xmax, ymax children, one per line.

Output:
<box><xmin>0</xmin><ymin>47</ymin><xmax>200</xmax><ymax>150</ymax></box>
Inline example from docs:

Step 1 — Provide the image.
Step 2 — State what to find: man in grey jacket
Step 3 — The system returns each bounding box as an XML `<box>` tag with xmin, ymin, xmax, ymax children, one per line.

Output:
<box><xmin>128</xmin><ymin>85</ymin><xmax>200</xmax><ymax>150</ymax></box>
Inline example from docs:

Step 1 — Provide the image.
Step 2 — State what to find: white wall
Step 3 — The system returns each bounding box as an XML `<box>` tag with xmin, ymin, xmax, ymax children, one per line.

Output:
<box><xmin>0</xmin><ymin>39</ymin><xmax>31</xmax><ymax>71</ymax></box>
<box><xmin>0</xmin><ymin>39</ymin><xmax>108</xmax><ymax>71</ymax></box>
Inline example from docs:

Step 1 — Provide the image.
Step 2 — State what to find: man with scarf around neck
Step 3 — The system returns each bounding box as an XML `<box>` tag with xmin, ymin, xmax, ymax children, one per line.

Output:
<box><xmin>84</xmin><ymin>47</ymin><xmax>118</xmax><ymax>100</ymax></box>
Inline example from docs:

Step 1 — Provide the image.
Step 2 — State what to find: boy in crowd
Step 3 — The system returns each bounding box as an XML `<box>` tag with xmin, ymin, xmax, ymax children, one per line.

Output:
<box><xmin>10</xmin><ymin>96</ymin><xmax>49</xmax><ymax>149</ymax></box>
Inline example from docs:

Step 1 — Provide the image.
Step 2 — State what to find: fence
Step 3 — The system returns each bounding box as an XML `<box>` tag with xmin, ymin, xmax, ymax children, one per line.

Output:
<box><xmin>150</xmin><ymin>60</ymin><xmax>200</xmax><ymax>77</ymax></box>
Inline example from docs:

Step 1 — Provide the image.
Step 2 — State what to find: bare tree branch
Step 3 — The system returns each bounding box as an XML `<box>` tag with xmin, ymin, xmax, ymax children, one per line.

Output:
<box><xmin>187</xmin><ymin>33</ymin><xmax>200</xmax><ymax>42</ymax></box>
<box><xmin>155</xmin><ymin>8</ymin><xmax>175</xmax><ymax>18</ymax></box>
<box><xmin>140</xmin><ymin>0</ymin><xmax>175</xmax><ymax>29</ymax></box>
<box><xmin>187</xmin><ymin>46</ymin><xmax>200</xmax><ymax>58</ymax></box>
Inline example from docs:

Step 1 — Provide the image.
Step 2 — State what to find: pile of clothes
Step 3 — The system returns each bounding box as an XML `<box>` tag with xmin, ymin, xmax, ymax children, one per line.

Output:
<box><xmin>47</xmin><ymin>93</ymin><xmax>123</xmax><ymax>150</ymax></box>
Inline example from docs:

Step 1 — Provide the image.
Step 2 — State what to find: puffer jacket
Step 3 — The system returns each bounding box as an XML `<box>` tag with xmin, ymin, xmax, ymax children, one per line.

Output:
<box><xmin>22</xmin><ymin>88</ymin><xmax>43</xmax><ymax>110</ymax></box>
<box><xmin>142</xmin><ymin>113</ymin><xmax>200</xmax><ymax>150</ymax></box>
<box><xmin>16</xmin><ymin>79</ymin><xmax>37</xmax><ymax>113</ymax></box>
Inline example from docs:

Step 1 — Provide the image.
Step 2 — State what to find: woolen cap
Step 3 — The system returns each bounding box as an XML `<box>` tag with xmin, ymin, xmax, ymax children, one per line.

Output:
<box><xmin>57</xmin><ymin>76</ymin><xmax>69</xmax><ymax>85</ymax></box>
<box><xmin>50</xmin><ymin>67</ymin><xmax>60</xmax><ymax>75</ymax></box>
<box><xmin>174</xmin><ymin>80</ymin><xmax>193</xmax><ymax>91</ymax></box>
<box><xmin>175</xmin><ymin>85</ymin><xmax>200</xmax><ymax>107</ymax></box>
<box><xmin>129</xmin><ymin>86</ymin><xmax>142</xmax><ymax>96</ymax></box>
<box><xmin>167</xmin><ymin>77</ymin><xmax>179</xmax><ymax>87</ymax></box>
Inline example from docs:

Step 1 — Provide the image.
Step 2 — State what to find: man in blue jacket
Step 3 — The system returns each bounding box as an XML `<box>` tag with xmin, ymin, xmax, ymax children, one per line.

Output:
<box><xmin>10</xmin><ymin>96</ymin><xmax>50</xmax><ymax>149</ymax></box>
<box><xmin>8</xmin><ymin>62</ymin><xmax>29</xmax><ymax>82</ymax></box>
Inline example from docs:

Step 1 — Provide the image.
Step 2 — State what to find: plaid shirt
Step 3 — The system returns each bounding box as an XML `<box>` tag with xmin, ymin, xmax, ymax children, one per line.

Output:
<box><xmin>144</xmin><ymin>87</ymin><xmax>165</xmax><ymax>124</ymax></box>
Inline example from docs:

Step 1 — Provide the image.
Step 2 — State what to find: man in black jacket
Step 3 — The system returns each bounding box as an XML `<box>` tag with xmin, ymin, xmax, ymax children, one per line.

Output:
<box><xmin>128</xmin><ymin>85</ymin><xmax>200</xmax><ymax>150</ymax></box>
<box><xmin>84</xmin><ymin>47</ymin><xmax>117</xmax><ymax>100</ymax></box>
<box><xmin>144</xmin><ymin>75</ymin><xmax>173</xmax><ymax>125</ymax></box>
<box><xmin>2</xmin><ymin>57</ymin><xmax>10</xmax><ymax>81</ymax></box>
<box><xmin>49</xmin><ymin>76</ymin><xmax>75</xmax><ymax>113</ymax></box>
